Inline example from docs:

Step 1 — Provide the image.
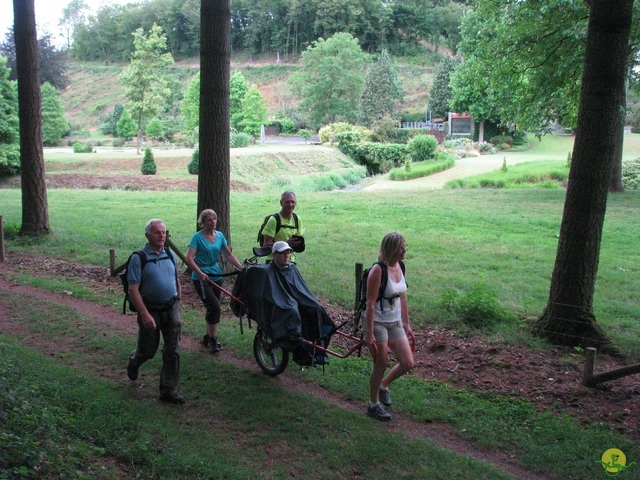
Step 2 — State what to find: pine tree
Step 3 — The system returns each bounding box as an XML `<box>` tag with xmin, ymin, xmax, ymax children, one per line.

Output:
<box><xmin>187</xmin><ymin>148</ymin><xmax>199</xmax><ymax>175</ymax></box>
<box><xmin>141</xmin><ymin>146</ymin><xmax>157</xmax><ymax>175</ymax></box>
<box><xmin>428</xmin><ymin>57</ymin><xmax>459</xmax><ymax>119</ymax></box>
<box><xmin>356</xmin><ymin>50</ymin><xmax>403</xmax><ymax>127</ymax></box>
<box><xmin>41</xmin><ymin>82</ymin><xmax>68</xmax><ymax>146</ymax></box>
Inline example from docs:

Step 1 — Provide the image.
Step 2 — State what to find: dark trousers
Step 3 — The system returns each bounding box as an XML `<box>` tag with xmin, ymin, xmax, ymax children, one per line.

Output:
<box><xmin>193</xmin><ymin>279</ymin><xmax>222</xmax><ymax>324</ymax></box>
<box><xmin>133</xmin><ymin>302</ymin><xmax>181</xmax><ymax>394</ymax></box>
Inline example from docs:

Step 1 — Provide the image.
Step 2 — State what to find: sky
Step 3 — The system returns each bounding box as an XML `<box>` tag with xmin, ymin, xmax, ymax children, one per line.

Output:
<box><xmin>1</xmin><ymin>1</ymin><xmax>130</xmax><ymax>46</ymax></box>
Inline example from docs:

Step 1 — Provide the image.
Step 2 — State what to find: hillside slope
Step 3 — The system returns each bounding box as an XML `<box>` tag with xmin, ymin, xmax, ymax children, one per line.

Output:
<box><xmin>61</xmin><ymin>54</ymin><xmax>436</xmax><ymax>131</ymax></box>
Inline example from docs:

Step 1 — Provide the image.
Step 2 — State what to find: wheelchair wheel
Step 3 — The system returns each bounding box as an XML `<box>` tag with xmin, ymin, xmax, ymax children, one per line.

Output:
<box><xmin>253</xmin><ymin>327</ymin><xmax>289</xmax><ymax>376</ymax></box>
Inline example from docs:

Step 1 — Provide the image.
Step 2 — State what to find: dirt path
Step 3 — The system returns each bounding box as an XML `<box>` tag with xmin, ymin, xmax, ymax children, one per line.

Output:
<box><xmin>0</xmin><ymin>262</ymin><xmax>553</xmax><ymax>480</ymax></box>
<box><xmin>3</xmin><ymin>256</ymin><xmax>640</xmax><ymax>478</ymax></box>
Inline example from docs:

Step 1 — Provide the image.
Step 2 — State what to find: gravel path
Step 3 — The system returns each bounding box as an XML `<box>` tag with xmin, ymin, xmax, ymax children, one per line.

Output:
<box><xmin>360</xmin><ymin>151</ymin><xmax>551</xmax><ymax>191</ymax></box>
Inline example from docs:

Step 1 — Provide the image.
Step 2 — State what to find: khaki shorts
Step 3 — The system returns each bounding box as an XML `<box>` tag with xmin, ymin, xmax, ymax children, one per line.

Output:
<box><xmin>363</xmin><ymin>320</ymin><xmax>406</xmax><ymax>342</ymax></box>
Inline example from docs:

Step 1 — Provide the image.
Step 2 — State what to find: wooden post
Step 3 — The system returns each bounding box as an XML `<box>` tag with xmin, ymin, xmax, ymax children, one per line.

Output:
<box><xmin>109</xmin><ymin>249</ymin><xmax>116</xmax><ymax>275</ymax></box>
<box><xmin>0</xmin><ymin>216</ymin><xmax>5</xmax><ymax>262</ymax></box>
<box><xmin>354</xmin><ymin>262</ymin><xmax>363</xmax><ymax>311</ymax></box>
<box><xmin>583</xmin><ymin>347</ymin><xmax>596</xmax><ymax>386</ymax></box>
<box><xmin>583</xmin><ymin>346</ymin><xmax>640</xmax><ymax>387</ymax></box>
<box><xmin>165</xmin><ymin>230</ymin><xmax>189</xmax><ymax>271</ymax></box>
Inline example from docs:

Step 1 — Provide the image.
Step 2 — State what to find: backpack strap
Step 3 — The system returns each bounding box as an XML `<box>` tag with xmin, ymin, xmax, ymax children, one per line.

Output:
<box><xmin>275</xmin><ymin>212</ymin><xmax>299</xmax><ymax>233</ymax></box>
<box><xmin>377</xmin><ymin>260</ymin><xmax>406</xmax><ymax>313</ymax></box>
<box><xmin>273</xmin><ymin>212</ymin><xmax>281</xmax><ymax>234</ymax></box>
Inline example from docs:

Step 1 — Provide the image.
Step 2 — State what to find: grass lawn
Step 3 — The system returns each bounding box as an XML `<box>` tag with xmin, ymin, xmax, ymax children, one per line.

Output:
<box><xmin>1</xmin><ymin>133</ymin><xmax>639</xmax><ymax>479</ymax></box>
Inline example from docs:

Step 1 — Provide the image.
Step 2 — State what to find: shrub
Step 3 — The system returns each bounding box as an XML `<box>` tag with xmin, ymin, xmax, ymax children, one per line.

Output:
<box><xmin>476</xmin><ymin>141</ymin><xmax>494</xmax><ymax>153</ymax></box>
<box><xmin>489</xmin><ymin>135</ymin><xmax>513</xmax><ymax>146</ymax></box>
<box><xmin>273</xmin><ymin>118</ymin><xmax>296</xmax><ymax>134</ymax></box>
<box><xmin>297</xmin><ymin>129</ymin><xmax>312</xmax><ymax>143</ymax></box>
<box><xmin>438</xmin><ymin>285</ymin><xmax>509</xmax><ymax>328</ymax></box>
<box><xmin>73</xmin><ymin>141</ymin><xmax>94</xmax><ymax>153</ymax></box>
<box><xmin>407</xmin><ymin>134</ymin><xmax>438</xmax><ymax>162</ymax></box>
<box><xmin>500</xmin><ymin>143</ymin><xmax>511</xmax><ymax>150</ymax></box>
<box><xmin>370</xmin><ymin>116</ymin><xmax>400</xmax><ymax>143</ymax></box>
<box><xmin>188</xmin><ymin>149</ymin><xmax>199</xmax><ymax>175</ymax></box>
<box><xmin>622</xmin><ymin>159</ymin><xmax>640</xmax><ymax>190</ymax></box>
<box><xmin>443</xmin><ymin>138</ymin><xmax>473</xmax><ymax>149</ymax></box>
<box><xmin>230</xmin><ymin>132</ymin><xmax>250</xmax><ymax>148</ymax></box>
<box><xmin>0</xmin><ymin>145</ymin><xmax>20</xmax><ymax>176</ymax></box>
<box><xmin>327</xmin><ymin>172</ymin><xmax>347</xmax><ymax>189</ymax></box>
<box><xmin>340</xmin><ymin>141</ymin><xmax>407</xmax><ymax>175</ymax></box>
<box><xmin>141</xmin><ymin>147</ymin><xmax>157</xmax><ymax>175</ymax></box>
<box><xmin>318</xmin><ymin>123</ymin><xmax>370</xmax><ymax>144</ymax></box>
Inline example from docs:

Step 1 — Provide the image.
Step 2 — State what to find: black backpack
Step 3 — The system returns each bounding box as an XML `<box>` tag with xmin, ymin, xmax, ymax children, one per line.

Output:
<box><xmin>357</xmin><ymin>260</ymin><xmax>406</xmax><ymax>315</ymax></box>
<box><xmin>119</xmin><ymin>248</ymin><xmax>176</xmax><ymax>314</ymax></box>
<box><xmin>256</xmin><ymin>212</ymin><xmax>299</xmax><ymax>246</ymax></box>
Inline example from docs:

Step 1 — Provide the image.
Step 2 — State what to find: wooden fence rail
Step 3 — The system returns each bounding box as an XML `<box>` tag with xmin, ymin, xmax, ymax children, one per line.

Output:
<box><xmin>583</xmin><ymin>347</ymin><xmax>640</xmax><ymax>387</ymax></box>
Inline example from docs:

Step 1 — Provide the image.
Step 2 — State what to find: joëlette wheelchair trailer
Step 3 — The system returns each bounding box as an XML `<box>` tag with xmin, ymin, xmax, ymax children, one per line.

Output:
<box><xmin>204</xmin><ymin>246</ymin><xmax>377</xmax><ymax>376</ymax></box>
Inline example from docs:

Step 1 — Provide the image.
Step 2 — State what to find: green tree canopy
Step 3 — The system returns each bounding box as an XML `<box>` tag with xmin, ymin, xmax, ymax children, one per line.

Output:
<box><xmin>0</xmin><ymin>29</ymin><xmax>70</xmax><ymax>90</ymax></box>
<box><xmin>120</xmin><ymin>23</ymin><xmax>174</xmax><ymax>153</ymax></box>
<box><xmin>237</xmin><ymin>85</ymin><xmax>268</xmax><ymax>138</ymax></box>
<box><xmin>450</xmin><ymin>1</ymin><xmax>591</xmax><ymax>133</ymax></box>
<box><xmin>116</xmin><ymin>109</ymin><xmax>137</xmax><ymax>139</ymax></box>
<box><xmin>290</xmin><ymin>32</ymin><xmax>369</xmax><ymax>128</ymax></box>
<box><xmin>40</xmin><ymin>82</ymin><xmax>68</xmax><ymax>146</ymax></box>
<box><xmin>145</xmin><ymin>117</ymin><xmax>164</xmax><ymax>140</ymax></box>
<box><xmin>181</xmin><ymin>70</ymin><xmax>249</xmax><ymax>137</ymax></box>
<box><xmin>0</xmin><ymin>55</ymin><xmax>19</xmax><ymax>176</ymax></box>
<box><xmin>230</xmin><ymin>71</ymin><xmax>249</xmax><ymax>129</ymax></box>
<box><xmin>356</xmin><ymin>49</ymin><xmax>404</xmax><ymax>127</ymax></box>
<box><xmin>181</xmin><ymin>72</ymin><xmax>200</xmax><ymax>136</ymax></box>
<box><xmin>428</xmin><ymin>56</ymin><xmax>459</xmax><ymax>119</ymax></box>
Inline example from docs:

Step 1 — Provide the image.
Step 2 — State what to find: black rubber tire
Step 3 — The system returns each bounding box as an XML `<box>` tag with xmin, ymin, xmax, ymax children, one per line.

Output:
<box><xmin>253</xmin><ymin>328</ymin><xmax>289</xmax><ymax>376</ymax></box>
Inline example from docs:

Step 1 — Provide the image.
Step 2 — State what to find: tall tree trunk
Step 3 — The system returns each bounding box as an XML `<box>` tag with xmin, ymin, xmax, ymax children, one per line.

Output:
<box><xmin>609</xmin><ymin>113</ymin><xmax>625</xmax><ymax>192</ymax></box>
<box><xmin>13</xmin><ymin>0</ymin><xmax>50</xmax><ymax>237</ymax></box>
<box><xmin>534</xmin><ymin>0</ymin><xmax>633</xmax><ymax>355</ymax></box>
<box><xmin>198</xmin><ymin>0</ymin><xmax>231</xmax><ymax>240</ymax></box>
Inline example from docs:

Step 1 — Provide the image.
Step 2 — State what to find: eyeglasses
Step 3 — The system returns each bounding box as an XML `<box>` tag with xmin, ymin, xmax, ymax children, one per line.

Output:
<box><xmin>276</xmin><ymin>250</ymin><xmax>292</xmax><ymax>255</ymax></box>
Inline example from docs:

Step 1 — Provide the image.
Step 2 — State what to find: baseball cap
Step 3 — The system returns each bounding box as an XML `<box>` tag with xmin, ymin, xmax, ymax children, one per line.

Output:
<box><xmin>272</xmin><ymin>241</ymin><xmax>292</xmax><ymax>253</ymax></box>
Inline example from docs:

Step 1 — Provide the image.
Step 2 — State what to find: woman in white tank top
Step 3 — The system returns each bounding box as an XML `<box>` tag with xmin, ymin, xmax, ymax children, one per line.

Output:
<box><xmin>363</xmin><ymin>232</ymin><xmax>414</xmax><ymax>421</ymax></box>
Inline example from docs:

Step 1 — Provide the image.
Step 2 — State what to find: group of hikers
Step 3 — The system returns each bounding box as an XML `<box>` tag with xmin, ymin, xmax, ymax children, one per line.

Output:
<box><xmin>125</xmin><ymin>190</ymin><xmax>414</xmax><ymax>421</ymax></box>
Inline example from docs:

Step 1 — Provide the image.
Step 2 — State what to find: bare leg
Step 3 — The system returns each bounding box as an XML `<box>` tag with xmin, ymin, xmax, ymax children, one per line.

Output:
<box><xmin>382</xmin><ymin>336</ymin><xmax>414</xmax><ymax>389</ymax></box>
<box><xmin>369</xmin><ymin>340</ymin><xmax>389</xmax><ymax>403</ymax></box>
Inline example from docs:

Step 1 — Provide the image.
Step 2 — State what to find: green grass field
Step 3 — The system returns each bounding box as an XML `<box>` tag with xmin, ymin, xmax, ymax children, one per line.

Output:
<box><xmin>1</xmin><ymin>134</ymin><xmax>640</xmax><ymax>479</ymax></box>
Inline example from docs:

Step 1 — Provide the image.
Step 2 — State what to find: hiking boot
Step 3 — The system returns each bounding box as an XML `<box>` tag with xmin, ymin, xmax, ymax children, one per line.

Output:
<box><xmin>202</xmin><ymin>334</ymin><xmax>210</xmax><ymax>347</ymax></box>
<box><xmin>127</xmin><ymin>350</ymin><xmax>138</xmax><ymax>381</ymax></box>
<box><xmin>159</xmin><ymin>392</ymin><xmax>186</xmax><ymax>404</ymax></box>
<box><xmin>379</xmin><ymin>387</ymin><xmax>392</xmax><ymax>407</ymax></box>
<box><xmin>207</xmin><ymin>336</ymin><xmax>221</xmax><ymax>354</ymax></box>
<box><xmin>367</xmin><ymin>403</ymin><xmax>392</xmax><ymax>421</ymax></box>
